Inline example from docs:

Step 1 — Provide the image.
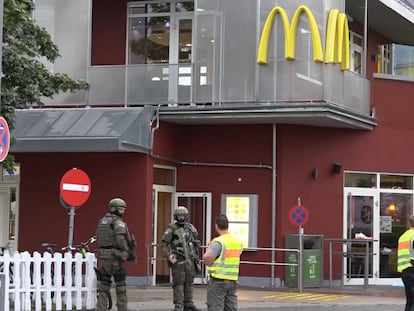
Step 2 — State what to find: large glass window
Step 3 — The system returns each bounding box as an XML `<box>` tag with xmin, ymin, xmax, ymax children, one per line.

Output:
<box><xmin>127</xmin><ymin>1</ymin><xmax>194</xmax><ymax>64</ymax></box>
<box><xmin>128</xmin><ymin>3</ymin><xmax>171</xmax><ymax>64</ymax></box>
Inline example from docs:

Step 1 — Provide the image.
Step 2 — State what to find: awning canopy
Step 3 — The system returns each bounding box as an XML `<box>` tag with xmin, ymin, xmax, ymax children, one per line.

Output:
<box><xmin>11</xmin><ymin>106</ymin><xmax>155</xmax><ymax>153</ymax></box>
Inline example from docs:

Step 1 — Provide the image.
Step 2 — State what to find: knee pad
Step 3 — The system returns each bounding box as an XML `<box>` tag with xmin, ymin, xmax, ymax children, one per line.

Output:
<box><xmin>101</xmin><ymin>271</ymin><xmax>112</xmax><ymax>286</ymax></box>
<box><xmin>114</xmin><ymin>268</ymin><xmax>126</xmax><ymax>283</ymax></box>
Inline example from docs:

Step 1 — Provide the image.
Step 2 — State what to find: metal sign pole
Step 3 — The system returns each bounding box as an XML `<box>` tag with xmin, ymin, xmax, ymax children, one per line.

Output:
<box><xmin>67</xmin><ymin>207</ymin><xmax>75</xmax><ymax>250</ymax></box>
<box><xmin>298</xmin><ymin>225</ymin><xmax>303</xmax><ymax>293</ymax></box>
<box><xmin>0</xmin><ymin>0</ymin><xmax>4</xmax><ymax>113</ymax></box>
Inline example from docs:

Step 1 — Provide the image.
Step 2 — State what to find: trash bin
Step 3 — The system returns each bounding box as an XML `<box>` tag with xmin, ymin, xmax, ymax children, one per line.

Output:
<box><xmin>285</xmin><ymin>234</ymin><xmax>323</xmax><ymax>288</ymax></box>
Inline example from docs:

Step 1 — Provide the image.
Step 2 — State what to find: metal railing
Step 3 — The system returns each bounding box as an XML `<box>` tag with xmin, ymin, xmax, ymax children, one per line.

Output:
<box><xmin>326</xmin><ymin>238</ymin><xmax>377</xmax><ymax>289</ymax></box>
<box><xmin>145</xmin><ymin>243</ymin><xmax>302</xmax><ymax>292</ymax></box>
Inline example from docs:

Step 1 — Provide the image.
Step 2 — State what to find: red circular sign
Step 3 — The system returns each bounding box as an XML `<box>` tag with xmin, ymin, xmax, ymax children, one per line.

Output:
<box><xmin>59</xmin><ymin>168</ymin><xmax>91</xmax><ymax>207</ymax></box>
<box><xmin>0</xmin><ymin>117</ymin><xmax>10</xmax><ymax>162</ymax></box>
<box><xmin>289</xmin><ymin>205</ymin><xmax>309</xmax><ymax>227</ymax></box>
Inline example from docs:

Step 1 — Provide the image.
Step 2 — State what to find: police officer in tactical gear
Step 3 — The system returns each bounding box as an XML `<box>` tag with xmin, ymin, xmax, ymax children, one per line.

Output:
<box><xmin>96</xmin><ymin>198</ymin><xmax>135</xmax><ymax>311</ymax></box>
<box><xmin>161</xmin><ymin>206</ymin><xmax>201</xmax><ymax>311</ymax></box>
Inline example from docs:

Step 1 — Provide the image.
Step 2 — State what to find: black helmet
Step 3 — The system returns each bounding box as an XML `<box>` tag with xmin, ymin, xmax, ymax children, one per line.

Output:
<box><xmin>174</xmin><ymin>206</ymin><xmax>188</xmax><ymax>225</ymax></box>
<box><xmin>109</xmin><ymin>198</ymin><xmax>127</xmax><ymax>214</ymax></box>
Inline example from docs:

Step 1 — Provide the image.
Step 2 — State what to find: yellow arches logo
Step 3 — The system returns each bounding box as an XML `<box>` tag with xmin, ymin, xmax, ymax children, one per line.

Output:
<box><xmin>257</xmin><ymin>5</ymin><xmax>350</xmax><ymax>70</ymax></box>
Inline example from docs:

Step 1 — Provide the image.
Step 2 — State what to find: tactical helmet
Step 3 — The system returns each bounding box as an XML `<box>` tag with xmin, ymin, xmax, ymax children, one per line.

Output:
<box><xmin>174</xmin><ymin>206</ymin><xmax>189</xmax><ymax>225</ymax></box>
<box><xmin>109</xmin><ymin>198</ymin><xmax>127</xmax><ymax>214</ymax></box>
<box><xmin>174</xmin><ymin>206</ymin><xmax>189</xmax><ymax>216</ymax></box>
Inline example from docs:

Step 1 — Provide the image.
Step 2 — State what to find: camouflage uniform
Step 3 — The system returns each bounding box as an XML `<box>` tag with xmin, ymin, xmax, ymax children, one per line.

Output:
<box><xmin>161</xmin><ymin>219</ymin><xmax>200</xmax><ymax>311</ymax></box>
<box><xmin>96</xmin><ymin>199</ymin><xmax>132</xmax><ymax>311</ymax></box>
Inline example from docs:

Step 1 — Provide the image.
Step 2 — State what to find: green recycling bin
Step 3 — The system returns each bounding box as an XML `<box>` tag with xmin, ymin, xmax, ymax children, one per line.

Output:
<box><xmin>285</xmin><ymin>234</ymin><xmax>323</xmax><ymax>288</ymax></box>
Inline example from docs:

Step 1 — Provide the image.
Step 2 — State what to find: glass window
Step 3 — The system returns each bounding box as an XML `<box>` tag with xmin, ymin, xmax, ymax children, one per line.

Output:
<box><xmin>380</xmin><ymin>174</ymin><xmax>413</xmax><ymax>189</ymax></box>
<box><xmin>176</xmin><ymin>2</ymin><xmax>194</xmax><ymax>12</ymax></box>
<box><xmin>345</xmin><ymin>173</ymin><xmax>376</xmax><ymax>188</ymax></box>
<box><xmin>9</xmin><ymin>187</ymin><xmax>16</xmax><ymax>240</ymax></box>
<box><xmin>128</xmin><ymin>14</ymin><xmax>171</xmax><ymax>64</ymax></box>
<box><xmin>153</xmin><ymin>167</ymin><xmax>176</xmax><ymax>186</ymax></box>
<box><xmin>377</xmin><ymin>44</ymin><xmax>390</xmax><ymax>74</ymax></box>
<box><xmin>350</xmin><ymin>31</ymin><xmax>363</xmax><ymax>74</ymax></box>
<box><xmin>128</xmin><ymin>1</ymin><xmax>194</xmax><ymax>65</ymax></box>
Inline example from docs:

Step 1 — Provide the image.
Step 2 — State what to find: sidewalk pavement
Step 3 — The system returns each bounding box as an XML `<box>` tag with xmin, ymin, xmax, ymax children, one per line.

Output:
<box><xmin>124</xmin><ymin>284</ymin><xmax>406</xmax><ymax>310</ymax></box>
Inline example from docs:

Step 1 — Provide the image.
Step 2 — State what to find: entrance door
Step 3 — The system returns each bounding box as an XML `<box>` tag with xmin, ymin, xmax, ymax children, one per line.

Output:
<box><xmin>152</xmin><ymin>189</ymin><xmax>211</xmax><ymax>286</ymax></box>
<box><xmin>153</xmin><ymin>186</ymin><xmax>175</xmax><ymax>285</ymax></box>
<box><xmin>343</xmin><ymin>191</ymin><xmax>378</xmax><ymax>285</ymax></box>
<box><xmin>344</xmin><ymin>189</ymin><xmax>411</xmax><ymax>285</ymax></box>
<box><xmin>175</xmin><ymin>192</ymin><xmax>211</xmax><ymax>284</ymax></box>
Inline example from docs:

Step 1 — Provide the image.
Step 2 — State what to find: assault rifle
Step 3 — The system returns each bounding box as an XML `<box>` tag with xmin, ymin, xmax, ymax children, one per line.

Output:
<box><xmin>175</xmin><ymin>239</ymin><xmax>202</xmax><ymax>273</ymax></box>
<box><xmin>127</xmin><ymin>234</ymin><xmax>137</xmax><ymax>263</ymax></box>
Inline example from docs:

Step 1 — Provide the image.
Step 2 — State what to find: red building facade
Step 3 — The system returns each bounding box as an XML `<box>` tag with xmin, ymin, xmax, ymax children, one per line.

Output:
<box><xmin>3</xmin><ymin>0</ymin><xmax>414</xmax><ymax>287</ymax></box>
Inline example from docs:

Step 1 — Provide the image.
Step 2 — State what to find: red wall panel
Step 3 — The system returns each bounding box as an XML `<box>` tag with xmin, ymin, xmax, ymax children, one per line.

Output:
<box><xmin>14</xmin><ymin>152</ymin><xmax>151</xmax><ymax>275</ymax></box>
<box><xmin>91</xmin><ymin>0</ymin><xmax>128</xmax><ymax>65</ymax></box>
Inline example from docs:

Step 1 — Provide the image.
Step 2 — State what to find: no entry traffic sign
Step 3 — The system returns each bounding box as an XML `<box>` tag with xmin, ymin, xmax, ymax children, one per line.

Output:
<box><xmin>289</xmin><ymin>205</ymin><xmax>309</xmax><ymax>227</ymax></box>
<box><xmin>0</xmin><ymin>117</ymin><xmax>10</xmax><ymax>162</ymax></box>
<box><xmin>59</xmin><ymin>168</ymin><xmax>91</xmax><ymax>207</ymax></box>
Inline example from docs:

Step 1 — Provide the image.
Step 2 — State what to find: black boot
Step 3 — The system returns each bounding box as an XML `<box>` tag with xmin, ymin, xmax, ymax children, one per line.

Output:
<box><xmin>184</xmin><ymin>306</ymin><xmax>201</xmax><ymax>311</ymax></box>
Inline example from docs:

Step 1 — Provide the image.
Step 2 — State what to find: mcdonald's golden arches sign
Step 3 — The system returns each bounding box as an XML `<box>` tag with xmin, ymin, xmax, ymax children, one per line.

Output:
<box><xmin>257</xmin><ymin>5</ymin><xmax>350</xmax><ymax>70</ymax></box>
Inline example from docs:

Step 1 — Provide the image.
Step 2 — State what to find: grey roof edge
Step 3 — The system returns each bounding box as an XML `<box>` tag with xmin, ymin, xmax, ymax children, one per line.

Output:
<box><xmin>10</xmin><ymin>106</ymin><xmax>156</xmax><ymax>153</ymax></box>
<box><xmin>158</xmin><ymin>102</ymin><xmax>377</xmax><ymax>130</ymax></box>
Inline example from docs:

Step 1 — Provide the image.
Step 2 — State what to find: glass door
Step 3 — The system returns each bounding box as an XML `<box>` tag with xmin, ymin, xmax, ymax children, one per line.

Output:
<box><xmin>343</xmin><ymin>190</ymin><xmax>378</xmax><ymax>285</ymax></box>
<box><xmin>379</xmin><ymin>192</ymin><xmax>412</xmax><ymax>280</ymax></box>
<box><xmin>168</xmin><ymin>15</ymin><xmax>193</xmax><ymax>103</ymax></box>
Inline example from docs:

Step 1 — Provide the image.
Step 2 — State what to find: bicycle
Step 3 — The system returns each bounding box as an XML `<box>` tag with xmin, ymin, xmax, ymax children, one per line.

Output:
<box><xmin>62</xmin><ymin>237</ymin><xmax>113</xmax><ymax>310</ymax></box>
<box><xmin>61</xmin><ymin>236</ymin><xmax>97</xmax><ymax>257</ymax></box>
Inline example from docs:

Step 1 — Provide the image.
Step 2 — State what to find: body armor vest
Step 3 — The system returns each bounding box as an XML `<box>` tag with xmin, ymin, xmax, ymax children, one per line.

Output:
<box><xmin>96</xmin><ymin>214</ymin><xmax>116</xmax><ymax>248</ymax></box>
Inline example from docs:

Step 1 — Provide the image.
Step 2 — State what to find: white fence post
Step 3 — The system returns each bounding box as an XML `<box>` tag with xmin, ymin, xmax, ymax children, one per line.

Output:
<box><xmin>0</xmin><ymin>250</ymin><xmax>97</xmax><ymax>311</ymax></box>
<box><xmin>33</xmin><ymin>251</ymin><xmax>42</xmax><ymax>311</ymax></box>
<box><xmin>54</xmin><ymin>252</ymin><xmax>63</xmax><ymax>310</ymax></box>
<box><xmin>0</xmin><ymin>251</ymin><xmax>10</xmax><ymax>311</ymax></box>
<box><xmin>85</xmin><ymin>252</ymin><xmax>97</xmax><ymax>309</ymax></box>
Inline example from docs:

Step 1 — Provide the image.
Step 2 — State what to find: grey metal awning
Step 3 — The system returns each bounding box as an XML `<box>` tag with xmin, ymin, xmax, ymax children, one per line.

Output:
<box><xmin>159</xmin><ymin>102</ymin><xmax>377</xmax><ymax>130</ymax></box>
<box><xmin>11</xmin><ymin>106</ymin><xmax>156</xmax><ymax>153</ymax></box>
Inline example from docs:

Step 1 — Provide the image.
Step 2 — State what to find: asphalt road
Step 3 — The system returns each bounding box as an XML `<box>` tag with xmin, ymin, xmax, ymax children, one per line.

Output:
<box><xmin>126</xmin><ymin>285</ymin><xmax>406</xmax><ymax>311</ymax></box>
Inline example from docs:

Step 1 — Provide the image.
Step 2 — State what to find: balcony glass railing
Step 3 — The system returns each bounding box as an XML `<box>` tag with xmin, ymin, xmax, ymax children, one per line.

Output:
<box><xmin>43</xmin><ymin>61</ymin><xmax>370</xmax><ymax>119</ymax></box>
<box><xmin>86</xmin><ymin>61</ymin><xmax>370</xmax><ymax>113</ymax></box>
<box><xmin>377</xmin><ymin>43</ymin><xmax>414</xmax><ymax>77</ymax></box>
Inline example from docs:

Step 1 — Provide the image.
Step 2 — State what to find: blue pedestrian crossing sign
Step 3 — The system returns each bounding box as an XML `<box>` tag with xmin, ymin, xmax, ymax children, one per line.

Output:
<box><xmin>0</xmin><ymin>117</ymin><xmax>10</xmax><ymax>162</ymax></box>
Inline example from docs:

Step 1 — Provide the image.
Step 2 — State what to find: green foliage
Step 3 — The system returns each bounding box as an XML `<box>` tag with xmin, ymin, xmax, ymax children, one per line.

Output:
<box><xmin>1</xmin><ymin>0</ymin><xmax>89</xmax><ymax>172</ymax></box>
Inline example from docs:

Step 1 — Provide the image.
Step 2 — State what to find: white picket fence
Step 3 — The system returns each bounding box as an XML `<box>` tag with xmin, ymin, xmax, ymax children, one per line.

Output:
<box><xmin>0</xmin><ymin>251</ymin><xmax>97</xmax><ymax>311</ymax></box>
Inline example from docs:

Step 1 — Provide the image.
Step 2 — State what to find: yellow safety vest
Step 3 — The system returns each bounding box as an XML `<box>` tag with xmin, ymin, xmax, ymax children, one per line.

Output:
<box><xmin>208</xmin><ymin>233</ymin><xmax>243</xmax><ymax>281</ymax></box>
<box><xmin>397</xmin><ymin>229</ymin><xmax>414</xmax><ymax>273</ymax></box>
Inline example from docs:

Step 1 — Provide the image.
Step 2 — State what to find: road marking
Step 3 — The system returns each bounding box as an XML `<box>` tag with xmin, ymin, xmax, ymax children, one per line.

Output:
<box><xmin>262</xmin><ymin>292</ymin><xmax>351</xmax><ymax>302</ymax></box>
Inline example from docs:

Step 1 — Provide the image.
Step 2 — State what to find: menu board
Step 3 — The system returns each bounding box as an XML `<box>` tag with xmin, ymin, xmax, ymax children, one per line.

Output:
<box><xmin>224</xmin><ymin>196</ymin><xmax>250</xmax><ymax>247</ymax></box>
<box><xmin>221</xmin><ymin>194</ymin><xmax>258</xmax><ymax>249</ymax></box>
<box><xmin>225</xmin><ymin>196</ymin><xmax>250</xmax><ymax>222</ymax></box>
